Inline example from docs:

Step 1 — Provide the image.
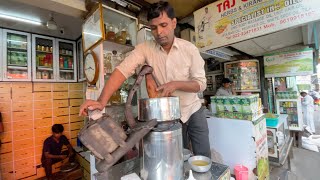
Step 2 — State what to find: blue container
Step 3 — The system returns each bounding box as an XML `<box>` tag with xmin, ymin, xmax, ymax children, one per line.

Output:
<box><xmin>266</xmin><ymin>115</ymin><xmax>279</xmax><ymax>127</ymax></box>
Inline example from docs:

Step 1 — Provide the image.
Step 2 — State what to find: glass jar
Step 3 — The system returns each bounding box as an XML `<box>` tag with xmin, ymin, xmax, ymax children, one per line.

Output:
<box><xmin>126</xmin><ymin>34</ymin><xmax>132</xmax><ymax>45</ymax></box>
<box><xmin>106</xmin><ymin>24</ymin><xmax>116</xmax><ymax>41</ymax></box>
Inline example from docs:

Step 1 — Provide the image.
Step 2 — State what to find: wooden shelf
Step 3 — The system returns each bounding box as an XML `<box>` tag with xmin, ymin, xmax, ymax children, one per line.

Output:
<box><xmin>103</xmin><ymin>40</ymin><xmax>134</xmax><ymax>53</ymax></box>
<box><xmin>8</xmin><ymin>47</ymin><xmax>27</xmax><ymax>52</ymax></box>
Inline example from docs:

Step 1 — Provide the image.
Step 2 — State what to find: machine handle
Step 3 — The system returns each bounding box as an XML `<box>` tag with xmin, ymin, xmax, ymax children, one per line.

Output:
<box><xmin>125</xmin><ymin>65</ymin><xmax>154</xmax><ymax>128</ymax></box>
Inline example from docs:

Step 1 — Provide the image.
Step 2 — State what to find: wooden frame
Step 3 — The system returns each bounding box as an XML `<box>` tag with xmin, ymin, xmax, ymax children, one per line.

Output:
<box><xmin>84</xmin><ymin>50</ymin><xmax>99</xmax><ymax>85</ymax></box>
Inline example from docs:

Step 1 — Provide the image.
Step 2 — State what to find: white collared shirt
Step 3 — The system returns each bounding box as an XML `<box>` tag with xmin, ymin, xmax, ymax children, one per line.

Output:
<box><xmin>116</xmin><ymin>38</ymin><xmax>206</xmax><ymax>123</ymax></box>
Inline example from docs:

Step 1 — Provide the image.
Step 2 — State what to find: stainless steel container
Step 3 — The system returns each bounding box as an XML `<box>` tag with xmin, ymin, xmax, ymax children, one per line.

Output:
<box><xmin>138</xmin><ymin>97</ymin><xmax>181</xmax><ymax>122</ymax></box>
<box><xmin>141</xmin><ymin>123</ymin><xmax>184</xmax><ymax>180</ymax></box>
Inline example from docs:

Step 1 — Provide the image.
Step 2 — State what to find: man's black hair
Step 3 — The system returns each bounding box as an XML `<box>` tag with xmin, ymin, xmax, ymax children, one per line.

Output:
<box><xmin>147</xmin><ymin>1</ymin><xmax>175</xmax><ymax>21</ymax></box>
<box><xmin>222</xmin><ymin>78</ymin><xmax>232</xmax><ymax>84</ymax></box>
<box><xmin>52</xmin><ymin>124</ymin><xmax>64</xmax><ymax>133</ymax></box>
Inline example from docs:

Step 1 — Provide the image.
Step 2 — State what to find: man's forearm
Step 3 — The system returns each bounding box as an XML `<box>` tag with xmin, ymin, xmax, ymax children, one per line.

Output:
<box><xmin>97</xmin><ymin>69</ymin><xmax>127</xmax><ymax>106</ymax></box>
<box><xmin>45</xmin><ymin>153</ymin><xmax>61</xmax><ymax>159</ymax></box>
<box><xmin>175</xmin><ymin>81</ymin><xmax>200</xmax><ymax>93</ymax></box>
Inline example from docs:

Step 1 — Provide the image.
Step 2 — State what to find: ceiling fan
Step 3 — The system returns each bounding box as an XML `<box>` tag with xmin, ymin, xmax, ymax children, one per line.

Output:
<box><xmin>46</xmin><ymin>13</ymin><xmax>58</xmax><ymax>30</ymax></box>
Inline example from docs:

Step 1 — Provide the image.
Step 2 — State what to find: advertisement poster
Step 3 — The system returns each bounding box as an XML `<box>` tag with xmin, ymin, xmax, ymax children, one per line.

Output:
<box><xmin>254</xmin><ymin>118</ymin><xmax>269</xmax><ymax>180</ymax></box>
<box><xmin>194</xmin><ymin>0</ymin><xmax>320</xmax><ymax>50</ymax></box>
<box><xmin>264</xmin><ymin>48</ymin><xmax>314</xmax><ymax>78</ymax></box>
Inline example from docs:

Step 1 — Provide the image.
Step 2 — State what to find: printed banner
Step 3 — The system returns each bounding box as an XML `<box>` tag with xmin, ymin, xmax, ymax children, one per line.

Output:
<box><xmin>194</xmin><ymin>0</ymin><xmax>320</xmax><ymax>50</ymax></box>
<box><xmin>264</xmin><ymin>48</ymin><xmax>314</xmax><ymax>77</ymax></box>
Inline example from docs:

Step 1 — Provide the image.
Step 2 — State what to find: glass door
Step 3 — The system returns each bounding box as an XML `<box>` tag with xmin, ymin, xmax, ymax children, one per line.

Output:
<box><xmin>0</xmin><ymin>29</ymin><xmax>2</xmax><ymax>81</ymax></box>
<box><xmin>77</xmin><ymin>39</ymin><xmax>85</xmax><ymax>81</ymax></box>
<box><xmin>279</xmin><ymin>100</ymin><xmax>299</xmax><ymax>128</ymax></box>
<box><xmin>32</xmin><ymin>35</ymin><xmax>55</xmax><ymax>81</ymax></box>
<box><xmin>3</xmin><ymin>30</ymin><xmax>31</xmax><ymax>81</ymax></box>
<box><xmin>57</xmin><ymin>39</ymin><xmax>76</xmax><ymax>82</ymax></box>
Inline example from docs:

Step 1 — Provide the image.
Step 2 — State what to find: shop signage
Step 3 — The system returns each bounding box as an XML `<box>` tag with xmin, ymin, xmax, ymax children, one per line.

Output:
<box><xmin>194</xmin><ymin>0</ymin><xmax>320</xmax><ymax>51</ymax></box>
<box><xmin>203</xmin><ymin>49</ymin><xmax>232</xmax><ymax>60</ymax></box>
<box><xmin>264</xmin><ymin>48</ymin><xmax>314</xmax><ymax>78</ymax></box>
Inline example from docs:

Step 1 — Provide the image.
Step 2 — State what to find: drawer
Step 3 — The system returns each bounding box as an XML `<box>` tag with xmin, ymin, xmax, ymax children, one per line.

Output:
<box><xmin>63</xmin><ymin>123</ymin><xmax>70</xmax><ymax>131</ymax></box>
<box><xmin>2</xmin><ymin>173</ymin><xmax>14</xmax><ymax>180</ymax></box>
<box><xmin>12</xmin><ymin>83</ymin><xmax>32</xmax><ymax>93</ymax></box>
<box><xmin>0</xmin><ymin>152</ymin><xmax>13</xmax><ymax>163</ymax></box>
<box><xmin>33</xmin><ymin>83</ymin><xmax>52</xmax><ymax>92</ymax></box>
<box><xmin>70</xmin><ymin>107</ymin><xmax>80</xmax><ymax>115</ymax></box>
<box><xmin>19</xmin><ymin>175</ymin><xmax>37</xmax><ymax>180</ymax></box>
<box><xmin>14</xmin><ymin>147</ymin><xmax>34</xmax><ymax>160</ymax></box>
<box><xmin>71</xmin><ymin>130</ymin><xmax>80</xmax><ymax>139</ymax></box>
<box><xmin>14</xmin><ymin>157</ymin><xmax>35</xmax><ymax>170</ymax></box>
<box><xmin>0</xmin><ymin>93</ymin><xmax>11</xmax><ymax>102</ymax></box>
<box><xmin>70</xmin><ymin>122</ymin><xmax>83</xmax><ymax>130</ymax></box>
<box><xmin>34</xmin><ymin>109</ymin><xmax>52</xmax><ymax>119</ymax></box>
<box><xmin>53</xmin><ymin>83</ymin><xmax>68</xmax><ymax>91</ymax></box>
<box><xmin>53</xmin><ymin>99</ymin><xmax>69</xmax><ymax>108</ymax></box>
<box><xmin>34</xmin><ymin>118</ymin><xmax>52</xmax><ymax>128</ymax></box>
<box><xmin>35</xmin><ymin>154</ymin><xmax>41</xmax><ymax>165</ymax></box>
<box><xmin>53</xmin><ymin>116</ymin><xmax>69</xmax><ymax>124</ymax></box>
<box><xmin>3</xmin><ymin>122</ymin><xmax>12</xmax><ymax>132</ymax></box>
<box><xmin>70</xmin><ymin>114</ymin><xmax>83</xmax><ymax>122</ymax></box>
<box><xmin>69</xmin><ymin>83</ymin><xmax>84</xmax><ymax>91</ymax></box>
<box><xmin>0</xmin><ymin>132</ymin><xmax>12</xmax><ymax>143</ymax></box>
<box><xmin>13</xmin><ymin>130</ymin><xmax>34</xmax><ymax>141</ymax></box>
<box><xmin>12</xmin><ymin>111</ymin><xmax>32</xmax><ymax>121</ymax></box>
<box><xmin>34</xmin><ymin>92</ymin><xmax>52</xmax><ymax>100</ymax></box>
<box><xmin>12</xmin><ymin>101</ymin><xmax>33</xmax><ymax>111</ymax></box>
<box><xmin>1</xmin><ymin>112</ymin><xmax>11</xmax><ymax>122</ymax></box>
<box><xmin>84</xmin><ymin>169</ymin><xmax>90</xmax><ymax>180</ymax></box>
<box><xmin>0</xmin><ymin>102</ymin><xmax>11</xmax><ymax>112</ymax></box>
<box><xmin>53</xmin><ymin>91</ymin><xmax>68</xmax><ymax>99</ymax></box>
<box><xmin>69</xmin><ymin>91</ymin><xmax>84</xmax><ymax>99</ymax></box>
<box><xmin>70</xmin><ymin>138</ymin><xmax>77</xmax><ymax>146</ymax></box>
<box><xmin>36</xmin><ymin>167</ymin><xmax>46</xmax><ymax>178</ymax></box>
<box><xmin>35</xmin><ymin>145</ymin><xmax>43</xmax><ymax>156</ymax></box>
<box><xmin>14</xmin><ymin>138</ymin><xmax>34</xmax><ymax>151</ymax></box>
<box><xmin>34</xmin><ymin>100</ymin><xmax>53</xmax><ymax>109</ymax></box>
<box><xmin>53</xmin><ymin>108</ymin><xmax>69</xmax><ymax>117</ymax></box>
<box><xmin>0</xmin><ymin>162</ymin><xmax>13</xmax><ymax>173</ymax></box>
<box><xmin>12</xmin><ymin>92</ymin><xmax>33</xmax><ymax>101</ymax></box>
<box><xmin>35</xmin><ymin>127</ymin><xmax>51</xmax><ymax>137</ymax></box>
<box><xmin>69</xmin><ymin>99</ymin><xmax>83</xmax><ymax>107</ymax></box>
<box><xmin>0</xmin><ymin>143</ymin><xmax>12</xmax><ymax>153</ymax></box>
<box><xmin>35</xmin><ymin>135</ymin><xmax>48</xmax><ymax>146</ymax></box>
<box><xmin>64</xmin><ymin>130</ymin><xmax>70</xmax><ymax>140</ymax></box>
<box><xmin>13</xmin><ymin>120</ymin><xmax>33</xmax><ymax>130</ymax></box>
<box><xmin>0</xmin><ymin>83</ymin><xmax>11</xmax><ymax>93</ymax></box>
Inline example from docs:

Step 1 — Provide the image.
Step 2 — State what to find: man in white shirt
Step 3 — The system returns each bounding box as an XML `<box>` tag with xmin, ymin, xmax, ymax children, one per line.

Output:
<box><xmin>300</xmin><ymin>91</ymin><xmax>315</xmax><ymax>133</ymax></box>
<box><xmin>80</xmin><ymin>1</ymin><xmax>211</xmax><ymax>158</ymax></box>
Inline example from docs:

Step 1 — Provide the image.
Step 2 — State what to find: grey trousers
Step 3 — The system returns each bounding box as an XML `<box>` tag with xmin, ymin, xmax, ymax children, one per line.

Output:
<box><xmin>182</xmin><ymin>107</ymin><xmax>211</xmax><ymax>158</ymax></box>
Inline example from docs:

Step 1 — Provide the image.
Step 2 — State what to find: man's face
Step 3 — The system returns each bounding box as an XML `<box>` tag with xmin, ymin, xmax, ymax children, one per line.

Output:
<box><xmin>223</xmin><ymin>83</ymin><xmax>231</xmax><ymax>88</ymax></box>
<box><xmin>53</xmin><ymin>132</ymin><xmax>62</xmax><ymax>139</ymax></box>
<box><xmin>149</xmin><ymin>11</ymin><xmax>176</xmax><ymax>47</ymax></box>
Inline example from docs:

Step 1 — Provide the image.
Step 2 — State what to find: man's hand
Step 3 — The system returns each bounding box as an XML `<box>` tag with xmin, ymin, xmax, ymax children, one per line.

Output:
<box><xmin>156</xmin><ymin>82</ymin><xmax>178</xmax><ymax>97</ymax></box>
<box><xmin>79</xmin><ymin>100</ymin><xmax>104</xmax><ymax>116</ymax></box>
<box><xmin>59</xmin><ymin>155</ymin><xmax>67</xmax><ymax>159</ymax></box>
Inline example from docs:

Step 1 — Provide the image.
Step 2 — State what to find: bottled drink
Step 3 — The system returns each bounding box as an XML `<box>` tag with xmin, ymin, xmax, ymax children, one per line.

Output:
<box><xmin>106</xmin><ymin>24</ymin><xmax>116</xmax><ymax>41</ymax></box>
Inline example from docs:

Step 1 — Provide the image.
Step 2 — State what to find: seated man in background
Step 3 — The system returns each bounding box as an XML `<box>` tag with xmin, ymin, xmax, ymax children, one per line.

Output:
<box><xmin>215</xmin><ymin>78</ymin><xmax>236</xmax><ymax>96</ymax></box>
<box><xmin>41</xmin><ymin>124</ymin><xmax>75</xmax><ymax>179</ymax></box>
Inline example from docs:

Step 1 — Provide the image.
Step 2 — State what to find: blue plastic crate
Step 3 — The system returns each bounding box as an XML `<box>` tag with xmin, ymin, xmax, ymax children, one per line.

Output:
<box><xmin>266</xmin><ymin>115</ymin><xmax>279</xmax><ymax>127</ymax></box>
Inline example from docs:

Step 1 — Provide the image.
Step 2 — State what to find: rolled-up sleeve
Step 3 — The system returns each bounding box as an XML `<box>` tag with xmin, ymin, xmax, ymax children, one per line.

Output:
<box><xmin>190</xmin><ymin>47</ymin><xmax>207</xmax><ymax>92</ymax></box>
<box><xmin>116</xmin><ymin>43</ymin><xmax>147</xmax><ymax>79</ymax></box>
